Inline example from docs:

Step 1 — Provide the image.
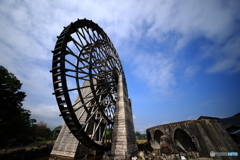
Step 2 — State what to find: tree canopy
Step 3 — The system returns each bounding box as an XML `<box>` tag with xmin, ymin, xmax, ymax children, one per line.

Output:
<box><xmin>135</xmin><ymin>131</ymin><xmax>140</xmax><ymax>136</ymax></box>
<box><xmin>0</xmin><ymin>66</ymin><xmax>64</xmax><ymax>148</ymax></box>
<box><xmin>0</xmin><ymin>65</ymin><xmax>32</xmax><ymax>147</ymax></box>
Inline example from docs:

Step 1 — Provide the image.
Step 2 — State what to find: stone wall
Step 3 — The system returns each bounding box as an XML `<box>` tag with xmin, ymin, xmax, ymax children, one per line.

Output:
<box><xmin>147</xmin><ymin>119</ymin><xmax>240</xmax><ymax>160</ymax></box>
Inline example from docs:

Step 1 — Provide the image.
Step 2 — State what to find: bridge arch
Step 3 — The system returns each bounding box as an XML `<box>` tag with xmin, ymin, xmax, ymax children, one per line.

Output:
<box><xmin>174</xmin><ymin>128</ymin><xmax>197</xmax><ymax>152</ymax></box>
<box><xmin>147</xmin><ymin>130</ymin><xmax>151</xmax><ymax>142</ymax></box>
<box><xmin>150</xmin><ymin>129</ymin><xmax>164</xmax><ymax>149</ymax></box>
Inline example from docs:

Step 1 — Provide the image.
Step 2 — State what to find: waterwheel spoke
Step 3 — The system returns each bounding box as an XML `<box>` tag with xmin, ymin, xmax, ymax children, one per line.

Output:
<box><xmin>101</xmin><ymin>126</ymin><xmax>107</xmax><ymax>142</ymax></box>
<box><xmin>91</xmin><ymin>117</ymin><xmax>103</xmax><ymax>140</ymax></box>
<box><xmin>80</xmin><ymin>107</ymin><xmax>99</xmax><ymax>131</ymax></box>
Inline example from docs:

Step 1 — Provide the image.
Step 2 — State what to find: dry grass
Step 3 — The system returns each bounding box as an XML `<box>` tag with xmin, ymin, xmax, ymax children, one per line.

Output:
<box><xmin>189</xmin><ymin>158</ymin><xmax>214</xmax><ymax>160</ymax></box>
<box><xmin>104</xmin><ymin>139</ymin><xmax>148</xmax><ymax>144</ymax></box>
<box><xmin>0</xmin><ymin>141</ymin><xmax>53</xmax><ymax>153</ymax></box>
<box><xmin>136</xmin><ymin>139</ymin><xmax>147</xmax><ymax>144</ymax></box>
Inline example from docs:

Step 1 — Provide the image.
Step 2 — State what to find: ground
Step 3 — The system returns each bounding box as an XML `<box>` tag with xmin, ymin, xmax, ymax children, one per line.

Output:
<box><xmin>0</xmin><ymin>140</ymin><xmax>53</xmax><ymax>154</ymax></box>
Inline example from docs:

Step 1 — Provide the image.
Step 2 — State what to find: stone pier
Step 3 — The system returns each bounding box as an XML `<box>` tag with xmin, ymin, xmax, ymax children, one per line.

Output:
<box><xmin>51</xmin><ymin>76</ymin><xmax>138</xmax><ymax>159</ymax></box>
<box><xmin>51</xmin><ymin>123</ymin><xmax>92</xmax><ymax>158</ymax></box>
<box><xmin>111</xmin><ymin>75</ymin><xmax>138</xmax><ymax>159</ymax></box>
<box><xmin>51</xmin><ymin>81</ymin><xmax>94</xmax><ymax>158</ymax></box>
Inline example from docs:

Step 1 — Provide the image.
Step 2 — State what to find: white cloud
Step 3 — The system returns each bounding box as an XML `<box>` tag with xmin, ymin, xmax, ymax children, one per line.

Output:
<box><xmin>199</xmin><ymin>99</ymin><xmax>217</xmax><ymax>107</ymax></box>
<box><xmin>144</xmin><ymin>1</ymin><xmax>237</xmax><ymax>43</ymax></box>
<box><xmin>133</xmin><ymin>115</ymin><xmax>136</xmax><ymax>119</ymax></box>
<box><xmin>206</xmin><ymin>35</ymin><xmax>240</xmax><ymax>73</ymax></box>
<box><xmin>132</xmin><ymin>52</ymin><xmax>175</xmax><ymax>95</ymax></box>
<box><xmin>184</xmin><ymin>65</ymin><xmax>199</xmax><ymax>77</ymax></box>
<box><xmin>136</xmin><ymin>0</ymin><xmax>240</xmax><ymax>75</ymax></box>
<box><xmin>161</xmin><ymin>121</ymin><xmax>175</xmax><ymax>125</ymax></box>
<box><xmin>135</xmin><ymin>123</ymin><xmax>155</xmax><ymax>134</ymax></box>
<box><xmin>207</xmin><ymin>58</ymin><xmax>236</xmax><ymax>73</ymax></box>
<box><xmin>23</xmin><ymin>102</ymin><xmax>63</xmax><ymax>129</ymax></box>
<box><xmin>0</xmin><ymin>0</ymin><xmax>239</xmax><ymax>129</ymax></box>
<box><xmin>187</xmin><ymin>116</ymin><xmax>197</xmax><ymax>120</ymax></box>
<box><xmin>26</xmin><ymin>103</ymin><xmax>59</xmax><ymax>119</ymax></box>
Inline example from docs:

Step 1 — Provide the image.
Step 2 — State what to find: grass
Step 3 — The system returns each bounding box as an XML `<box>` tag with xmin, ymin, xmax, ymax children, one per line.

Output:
<box><xmin>189</xmin><ymin>159</ymin><xmax>213</xmax><ymax>160</ymax></box>
<box><xmin>136</xmin><ymin>139</ymin><xmax>147</xmax><ymax>144</ymax></box>
<box><xmin>104</xmin><ymin>139</ymin><xmax>147</xmax><ymax>144</ymax></box>
<box><xmin>0</xmin><ymin>140</ymin><xmax>53</xmax><ymax>153</ymax></box>
<box><xmin>32</xmin><ymin>140</ymin><xmax>53</xmax><ymax>146</ymax></box>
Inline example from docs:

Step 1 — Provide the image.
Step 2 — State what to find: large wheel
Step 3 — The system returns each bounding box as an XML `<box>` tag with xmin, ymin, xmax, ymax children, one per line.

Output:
<box><xmin>51</xmin><ymin>19</ymin><xmax>125</xmax><ymax>151</ymax></box>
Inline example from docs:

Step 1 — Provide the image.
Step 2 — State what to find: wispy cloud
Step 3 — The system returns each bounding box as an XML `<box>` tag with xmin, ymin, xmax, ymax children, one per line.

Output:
<box><xmin>132</xmin><ymin>52</ymin><xmax>176</xmax><ymax>95</ymax></box>
<box><xmin>199</xmin><ymin>99</ymin><xmax>217</xmax><ymax>107</ymax></box>
<box><xmin>133</xmin><ymin>115</ymin><xmax>136</xmax><ymax>119</ymax></box>
<box><xmin>135</xmin><ymin>123</ymin><xmax>156</xmax><ymax>134</ymax></box>
<box><xmin>26</xmin><ymin>103</ymin><xmax>59</xmax><ymax>119</ymax></box>
<box><xmin>0</xmin><ymin>0</ymin><xmax>239</xmax><ymax>129</ymax></box>
<box><xmin>23</xmin><ymin>102</ymin><xmax>63</xmax><ymax>129</ymax></box>
<box><xmin>206</xmin><ymin>35</ymin><xmax>240</xmax><ymax>73</ymax></box>
<box><xmin>187</xmin><ymin>116</ymin><xmax>197</xmax><ymax>120</ymax></box>
<box><xmin>184</xmin><ymin>65</ymin><xmax>199</xmax><ymax>77</ymax></box>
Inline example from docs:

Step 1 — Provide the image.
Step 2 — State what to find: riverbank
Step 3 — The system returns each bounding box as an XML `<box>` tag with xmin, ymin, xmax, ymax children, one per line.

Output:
<box><xmin>0</xmin><ymin>142</ymin><xmax>53</xmax><ymax>160</ymax></box>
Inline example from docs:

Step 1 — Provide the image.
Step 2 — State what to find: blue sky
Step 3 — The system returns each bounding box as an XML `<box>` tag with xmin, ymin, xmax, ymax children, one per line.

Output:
<box><xmin>0</xmin><ymin>0</ymin><xmax>239</xmax><ymax>133</ymax></box>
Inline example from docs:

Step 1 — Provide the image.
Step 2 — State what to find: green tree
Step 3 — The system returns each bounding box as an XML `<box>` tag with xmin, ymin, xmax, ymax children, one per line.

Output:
<box><xmin>35</xmin><ymin>121</ymin><xmax>52</xmax><ymax>141</ymax></box>
<box><xmin>52</xmin><ymin>125</ymin><xmax>62</xmax><ymax>141</ymax></box>
<box><xmin>105</xmin><ymin>128</ymin><xmax>113</xmax><ymax>142</ymax></box>
<box><xmin>135</xmin><ymin>131</ymin><xmax>141</xmax><ymax>140</ymax></box>
<box><xmin>135</xmin><ymin>131</ymin><xmax>140</xmax><ymax>137</ymax></box>
<box><xmin>53</xmin><ymin>125</ymin><xmax>62</xmax><ymax>132</ymax></box>
<box><xmin>0</xmin><ymin>66</ymin><xmax>32</xmax><ymax>147</ymax></box>
<box><xmin>30</xmin><ymin>118</ymin><xmax>37</xmax><ymax>126</ymax></box>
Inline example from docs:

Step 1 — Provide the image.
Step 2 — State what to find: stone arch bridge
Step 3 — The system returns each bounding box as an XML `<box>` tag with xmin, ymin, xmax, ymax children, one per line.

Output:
<box><xmin>147</xmin><ymin>119</ymin><xmax>239</xmax><ymax>160</ymax></box>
